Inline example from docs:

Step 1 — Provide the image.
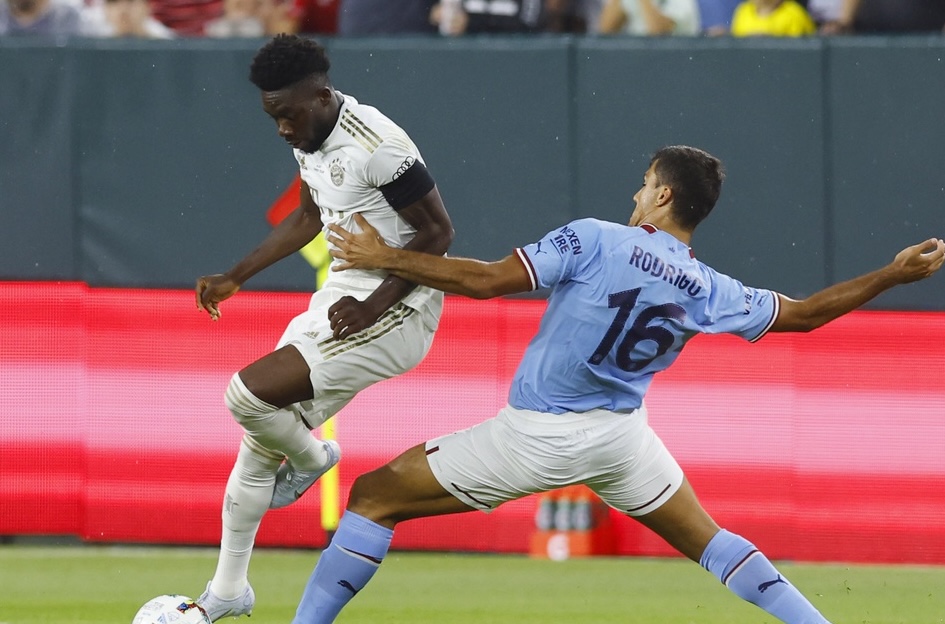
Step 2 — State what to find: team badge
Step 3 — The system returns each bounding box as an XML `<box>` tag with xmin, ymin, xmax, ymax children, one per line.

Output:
<box><xmin>329</xmin><ymin>158</ymin><xmax>345</xmax><ymax>186</ymax></box>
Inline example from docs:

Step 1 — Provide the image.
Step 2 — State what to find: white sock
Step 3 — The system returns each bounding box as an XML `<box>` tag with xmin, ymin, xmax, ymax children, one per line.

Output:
<box><xmin>225</xmin><ymin>373</ymin><xmax>329</xmax><ymax>471</ymax></box>
<box><xmin>210</xmin><ymin>436</ymin><xmax>282</xmax><ymax>599</ymax></box>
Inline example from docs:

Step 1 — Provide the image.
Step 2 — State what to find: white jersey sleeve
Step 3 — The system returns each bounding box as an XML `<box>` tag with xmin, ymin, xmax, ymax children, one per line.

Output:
<box><xmin>363</xmin><ymin>135</ymin><xmax>436</xmax><ymax>213</ymax></box>
<box><xmin>363</xmin><ymin>133</ymin><xmax>418</xmax><ymax>188</ymax></box>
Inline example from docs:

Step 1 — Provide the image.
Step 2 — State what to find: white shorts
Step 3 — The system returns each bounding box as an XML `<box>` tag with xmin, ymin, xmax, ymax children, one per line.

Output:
<box><xmin>425</xmin><ymin>403</ymin><xmax>683</xmax><ymax>517</ymax></box>
<box><xmin>276</xmin><ymin>284</ymin><xmax>441</xmax><ymax>428</ymax></box>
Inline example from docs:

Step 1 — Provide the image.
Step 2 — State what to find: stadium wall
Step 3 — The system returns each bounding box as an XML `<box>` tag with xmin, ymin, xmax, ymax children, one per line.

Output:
<box><xmin>2</xmin><ymin>282</ymin><xmax>945</xmax><ymax>564</ymax></box>
<box><xmin>1</xmin><ymin>37</ymin><xmax>944</xmax><ymax>309</ymax></box>
<box><xmin>2</xmin><ymin>37</ymin><xmax>944</xmax><ymax>563</ymax></box>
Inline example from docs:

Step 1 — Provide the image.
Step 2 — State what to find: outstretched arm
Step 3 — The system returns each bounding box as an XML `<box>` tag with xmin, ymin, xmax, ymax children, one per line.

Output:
<box><xmin>771</xmin><ymin>238</ymin><xmax>945</xmax><ymax>333</ymax></box>
<box><xmin>328</xmin><ymin>213</ymin><xmax>532</xmax><ymax>299</ymax></box>
<box><xmin>195</xmin><ymin>179</ymin><xmax>323</xmax><ymax>320</ymax></box>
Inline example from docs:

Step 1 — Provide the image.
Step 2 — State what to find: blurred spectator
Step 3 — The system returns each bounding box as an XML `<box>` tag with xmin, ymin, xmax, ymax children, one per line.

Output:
<box><xmin>0</xmin><ymin>0</ymin><xmax>80</xmax><ymax>36</ymax></box>
<box><xmin>822</xmin><ymin>0</ymin><xmax>945</xmax><ymax>34</ymax></box>
<box><xmin>697</xmin><ymin>0</ymin><xmax>739</xmax><ymax>34</ymax></box>
<box><xmin>598</xmin><ymin>0</ymin><xmax>700</xmax><ymax>35</ymax></box>
<box><xmin>730</xmin><ymin>0</ymin><xmax>815</xmax><ymax>36</ymax></box>
<box><xmin>79</xmin><ymin>0</ymin><xmax>174</xmax><ymax>36</ymax></box>
<box><xmin>148</xmin><ymin>0</ymin><xmax>220</xmax><ymax>35</ymax></box>
<box><xmin>543</xmin><ymin>0</ymin><xmax>603</xmax><ymax>33</ymax></box>
<box><xmin>337</xmin><ymin>0</ymin><xmax>436</xmax><ymax>34</ymax></box>
<box><xmin>433</xmin><ymin>0</ymin><xmax>543</xmax><ymax>34</ymax></box>
<box><xmin>259</xmin><ymin>0</ymin><xmax>295</xmax><ymax>32</ymax></box>
<box><xmin>204</xmin><ymin>0</ymin><xmax>295</xmax><ymax>35</ymax></box>
<box><xmin>293</xmin><ymin>0</ymin><xmax>337</xmax><ymax>33</ymax></box>
<box><xmin>204</xmin><ymin>0</ymin><xmax>264</xmax><ymax>35</ymax></box>
<box><xmin>806</xmin><ymin>0</ymin><xmax>841</xmax><ymax>26</ymax></box>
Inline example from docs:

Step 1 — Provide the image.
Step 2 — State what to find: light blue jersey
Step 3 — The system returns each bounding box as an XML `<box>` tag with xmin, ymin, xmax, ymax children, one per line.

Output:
<box><xmin>510</xmin><ymin>219</ymin><xmax>780</xmax><ymax>414</ymax></box>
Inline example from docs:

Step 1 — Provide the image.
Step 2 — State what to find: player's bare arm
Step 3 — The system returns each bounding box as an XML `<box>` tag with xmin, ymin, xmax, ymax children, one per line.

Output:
<box><xmin>326</xmin><ymin>187</ymin><xmax>454</xmax><ymax>339</ymax></box>
<box><xmin>195</xmin><ymin>179</ymin><xmax>324</xmax><ymax>321</ymax></box>
<box><xmin>771</xmin><ymin>237</ymin><xmax>945</xmax><ymax>333</ymax></box>
<box><xmin>328</xmin><ymin>213</ymin><xmax>531</xmax><ymax>299</ymax></box>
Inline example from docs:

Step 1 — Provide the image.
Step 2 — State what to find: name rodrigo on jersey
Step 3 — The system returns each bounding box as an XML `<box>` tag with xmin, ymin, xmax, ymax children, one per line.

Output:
<box><xmin>628</xmin><ymin>245</ymin><xmax>703</xmax><ymax>297</ymax></box>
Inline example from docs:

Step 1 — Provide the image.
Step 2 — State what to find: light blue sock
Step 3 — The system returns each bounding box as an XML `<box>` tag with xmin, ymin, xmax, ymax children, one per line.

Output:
<box><xmin>700</xmin><ymin>529</ymin><xmax>830</xmax><ymax>624</ymax></box>
<box><xmin>292</xmin><ymin>511</ymin><xmax>394</xmax><ymax>624</ymax></box>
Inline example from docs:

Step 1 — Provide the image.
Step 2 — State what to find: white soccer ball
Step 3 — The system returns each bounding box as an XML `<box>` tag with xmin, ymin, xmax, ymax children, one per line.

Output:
<box><xmin>132</xmin><ymin>595</ymin><xmax>211</xmax><ymax>624</ymax></box>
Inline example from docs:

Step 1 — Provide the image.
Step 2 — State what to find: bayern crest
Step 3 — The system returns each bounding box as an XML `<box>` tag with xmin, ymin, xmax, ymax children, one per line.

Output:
<box><xmin>329</xmin><ymin>158</ymin><xmax>345</xmax><ymax>186</ymax></box>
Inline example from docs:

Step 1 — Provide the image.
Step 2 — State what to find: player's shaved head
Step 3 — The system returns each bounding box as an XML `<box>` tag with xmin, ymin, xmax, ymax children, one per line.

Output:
<box><xmin>249</xmin><ymin>34</ymin><xmax>331</xmax><ymax>92</ymax></box>
<box><xmin>651</xmin><ymin>145</ymin><xmax>725</xmax><ymax>230</ymax></box>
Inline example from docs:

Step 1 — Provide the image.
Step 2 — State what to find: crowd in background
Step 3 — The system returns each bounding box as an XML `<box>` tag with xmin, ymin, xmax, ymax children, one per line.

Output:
<box><xmin>1</xmin><ymin>0</ymin><xmax>944</xmax><ymax>44</ymax></box>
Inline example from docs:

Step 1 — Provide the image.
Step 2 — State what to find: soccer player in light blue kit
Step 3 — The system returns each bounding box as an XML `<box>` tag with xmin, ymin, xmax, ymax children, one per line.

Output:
<box><xmin>284</xmin><ymin>145</ymin><xmax>943</xmax><ymax>624</ymax></box>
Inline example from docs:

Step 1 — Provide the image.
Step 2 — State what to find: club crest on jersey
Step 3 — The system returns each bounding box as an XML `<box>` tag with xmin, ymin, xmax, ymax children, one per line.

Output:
<box><xmin>329</xmin><ymin>158</ymin><xmax>345</xmax><ymax>186</ymax></box>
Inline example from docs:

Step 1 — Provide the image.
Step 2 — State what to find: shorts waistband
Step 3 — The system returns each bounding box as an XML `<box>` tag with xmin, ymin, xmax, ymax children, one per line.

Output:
<box><xmin>498</xmin><ymin>404</ymin><xmax>646</xmax><ymax>433</ymax></box>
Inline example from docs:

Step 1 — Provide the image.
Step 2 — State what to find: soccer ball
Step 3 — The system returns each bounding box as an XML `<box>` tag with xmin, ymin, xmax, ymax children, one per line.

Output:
<box><xmin>132</xmin><ymin>595</ymin><xmax>211</xmax><ymax>624</ymax></box>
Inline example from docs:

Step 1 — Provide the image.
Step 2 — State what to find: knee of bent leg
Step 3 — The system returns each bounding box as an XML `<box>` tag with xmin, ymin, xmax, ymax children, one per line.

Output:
<box><xmin>347</xmin><ymin>470</ymin><xmax>397</xmax><ymax>522</ymax></box>
<box><xmin>224</xmin><ymin>372</ymin><xmax>276</xmax><ymax>426</ymax></box>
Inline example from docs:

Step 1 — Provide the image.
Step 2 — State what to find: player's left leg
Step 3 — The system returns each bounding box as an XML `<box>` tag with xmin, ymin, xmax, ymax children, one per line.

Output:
<box><xmin>198</xmin><ymin>435</ymin><xmax>280</xmax><ymax>620</ymax></box>
<box><xmin>588</xmin><ymin>408</ymin><xmax>830</xmax><ymax>624</ymax></box>
<box><xmin>633</xmin><ymin>479</ymin><xmax>831</xmax><ymax>623</ymax></box>
<box><xmin>292</xmin><ymin>443</ymin><xmax>474</xmax><ymax>624</ymax></box>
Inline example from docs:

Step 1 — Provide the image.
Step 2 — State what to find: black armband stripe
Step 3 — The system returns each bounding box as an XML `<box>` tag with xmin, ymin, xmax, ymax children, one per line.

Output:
<box><xmin>379</xmin><ymin>160</ymin><xmax>436</xmax><ymax>212</ymax></box>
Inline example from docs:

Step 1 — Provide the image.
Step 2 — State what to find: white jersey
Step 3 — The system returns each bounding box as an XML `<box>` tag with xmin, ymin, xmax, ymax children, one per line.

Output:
<box><xmin>293</xmin><ymin>92</ymin><xmax>440</xmax><ymax>312</ymax></box>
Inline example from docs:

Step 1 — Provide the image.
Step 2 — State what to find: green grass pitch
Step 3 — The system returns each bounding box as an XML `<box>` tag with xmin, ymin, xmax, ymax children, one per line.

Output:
<box><xmin>2</xmin><ymin>544</ymin><xmax>944</xmax><ymax>623</ymax></box>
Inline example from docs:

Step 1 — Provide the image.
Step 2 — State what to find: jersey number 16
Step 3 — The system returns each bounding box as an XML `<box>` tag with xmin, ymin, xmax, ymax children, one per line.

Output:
<box><xmin>588</xmin><ymin>288</ymin><xmax>686</xmax><ymax>372</ymax></box>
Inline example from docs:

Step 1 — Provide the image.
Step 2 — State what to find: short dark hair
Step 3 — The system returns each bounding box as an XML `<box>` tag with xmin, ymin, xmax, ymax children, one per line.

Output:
<box><xmin>249</xmin><ymin>34</ymin><xmax>331</xmax><ymax>92</ymax></box>
<box><xmin>650</xmin><ymin>145</ymin><xmax>725</xmax><ymax>230</ymax></box>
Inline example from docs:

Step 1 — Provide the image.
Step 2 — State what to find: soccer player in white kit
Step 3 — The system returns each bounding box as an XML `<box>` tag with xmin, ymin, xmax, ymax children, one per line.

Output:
<box><xmin>300</xmin><ymin>145</ymin><xmax>944</xmax><ymax>624</ymax></box>
<box><xmin>193</xmin><ymin>35</ymin><xmax>454</xmax><ymax>620</ymax></box>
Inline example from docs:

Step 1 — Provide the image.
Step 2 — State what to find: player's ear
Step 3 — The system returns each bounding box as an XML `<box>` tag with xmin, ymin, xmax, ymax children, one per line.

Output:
<box><xmin>656</xmin><ymin>185</ymin><xmax>672</xmax><ymax>206</ymax></box>
<box><xmin>314</xmin><ymin>85</ymin><xmax>333</xmax><ymax>105</ymax></box>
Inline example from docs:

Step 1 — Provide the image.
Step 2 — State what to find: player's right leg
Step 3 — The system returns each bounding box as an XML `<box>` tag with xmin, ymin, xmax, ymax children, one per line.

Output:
<box><xmin>264</xmin><ymin>286</ymin><xmax>440</xmax><ymax>507</ymax></box>
<box><xmin>229</xmin><ymin>345</ymin><xmax>337</xmax><ymax>479</ymax></box>
<box><xmin>289</xmin><ymin>405</ymin><xmax>627</xmax><ymax>623</ymax></box>
<box><xmin>200</xmin><ymin>345</ymin><xmax>332</xmax><ymax>621</ymax></box>
<box><xmin>202</xmin><ymin>288</ymin><xmax>439</xmax><ymax>620</ymax></box>
<box><xmin>292</xmin><ymin>443</ymin><xmax>476</xmax><ymax>624</ymax></box>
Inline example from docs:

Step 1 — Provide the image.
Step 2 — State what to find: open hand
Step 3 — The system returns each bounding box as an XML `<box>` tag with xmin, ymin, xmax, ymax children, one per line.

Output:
<box><xmin>327</xmin><ymin>213</ymin><xmax>394</xmax><ymax>271</ymax></box>
<box><xmin>892</xmin><ymin>238</ymin><xmax>945</xmax><ymax>283</ymax></box>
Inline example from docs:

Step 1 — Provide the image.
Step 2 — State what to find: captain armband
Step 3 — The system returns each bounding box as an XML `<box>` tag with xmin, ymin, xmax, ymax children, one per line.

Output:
<box><xmin>379</xmin><ymin>160</ymin><xmax>436</xmax><ymax>211</ymax></box>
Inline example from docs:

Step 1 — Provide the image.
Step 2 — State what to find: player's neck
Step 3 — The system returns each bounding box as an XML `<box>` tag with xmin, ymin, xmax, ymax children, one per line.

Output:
<box><xmin>644</xmin><ymin>218</ymin><xmax>692</xmax><ymax>246</ymax></box>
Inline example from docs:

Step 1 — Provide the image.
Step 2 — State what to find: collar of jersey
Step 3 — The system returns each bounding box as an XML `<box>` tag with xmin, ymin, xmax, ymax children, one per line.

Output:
<box><xmin>639</xmin><ymin>222</ymin><xmax>695</xmax><ymax>259</ymax></box>
<box><xmin>319</xmin><ymin>91</ymin><xmax>352</xmax><ymax>153</ymax></box>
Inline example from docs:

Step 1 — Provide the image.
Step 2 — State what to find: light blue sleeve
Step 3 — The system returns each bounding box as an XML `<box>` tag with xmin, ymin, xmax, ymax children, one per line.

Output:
<box><xmin>700</xmin><ymin>266</ymin><xmax>780</xmax><ymax>343</ymax></box>
<box><xmin>517</xmin><ymin>219</ymin><xmax>603</xmax><ymax>290</ymax></box>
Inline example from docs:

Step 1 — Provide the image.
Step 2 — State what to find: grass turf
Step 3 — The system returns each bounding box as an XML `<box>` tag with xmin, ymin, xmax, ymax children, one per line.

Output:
<box><xmin>1</xmin><ymin>545</ymin><xmax>944</xmax><ymax>623</ymax></box>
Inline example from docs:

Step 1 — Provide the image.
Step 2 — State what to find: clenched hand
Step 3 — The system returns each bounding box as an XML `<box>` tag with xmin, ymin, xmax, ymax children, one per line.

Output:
<box><xmin>195</xmin><ymin>274</ymin><xmax>241</xmax><ymax>321</ymax></box>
